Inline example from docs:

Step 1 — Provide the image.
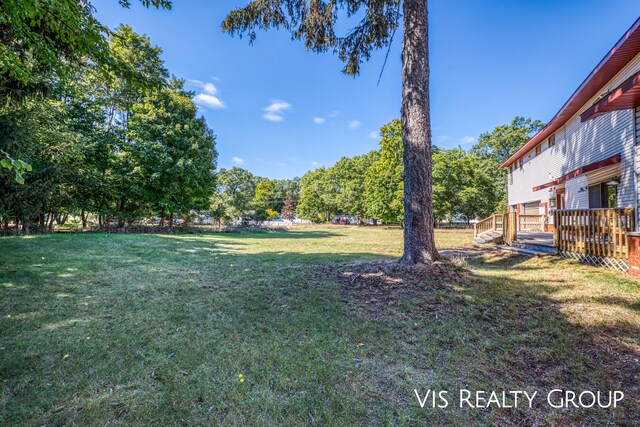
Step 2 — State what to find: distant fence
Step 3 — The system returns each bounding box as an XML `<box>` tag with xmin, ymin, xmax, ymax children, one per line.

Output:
<box><xmin>554</xmin><ymin>208</ymin><xmax>635</xmax><ymax>272</ymax></box>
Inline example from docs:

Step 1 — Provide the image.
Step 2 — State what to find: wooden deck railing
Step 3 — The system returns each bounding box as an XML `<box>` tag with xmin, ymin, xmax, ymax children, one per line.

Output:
<box><xmin>518</xmin><ymin>214</ymin><xmax>546</xmax><ymax>233</ymax></box>
<box><xmin>474</xmin><ymin>214</ymin><xmax>503</xmax><ymax>237</ymax></box>
<box><xmin>554</xmin><ymin>208</ymin><xmax>635</xmax><ymax>259</ymax></box>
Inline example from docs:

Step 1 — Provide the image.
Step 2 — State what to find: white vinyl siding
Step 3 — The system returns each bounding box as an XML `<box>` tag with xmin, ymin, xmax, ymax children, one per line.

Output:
<box><xmin>508</xmin><ymin>51</ymin><xmax>640</xmax><ymax>211</ymax></box>
<box><xmin>508</xmin><ymin>109</ymin><xmax>635</xmax><ymax>209</ymax></box>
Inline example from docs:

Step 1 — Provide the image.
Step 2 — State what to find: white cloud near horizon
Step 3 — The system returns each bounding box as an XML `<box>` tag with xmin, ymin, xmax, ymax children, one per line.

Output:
<box><xmin>232</xmin><ymin>156</ymin><xmax>244</xmax><ymax>165</ymax></box>
<box><xmin>313</xmin><ymin>117</ymin><xmax>326</xmax><ymax>125</ymax></box>
<box><xmin>368</xmin><ymin>130</ymin><xmax>380</xmax><ymax>139</ymax></box>
<box><xmin>348</xmin><ymin>120</ymin><xmax>361</xmax><ymax>130</ymax></box>
<box><xmin>460</xmin><ymin>135</ymin><xmax>475</xmax><ymax>144</ymax></box>
<box><xmin>263</xmin><ymin>100</ymin><xmax>291</xmax><ymax>122</ymax></box>
<box><xmin>311</xmin><ymin>161</ymin><xmax>319</xmax><ymax>166</ymax></box>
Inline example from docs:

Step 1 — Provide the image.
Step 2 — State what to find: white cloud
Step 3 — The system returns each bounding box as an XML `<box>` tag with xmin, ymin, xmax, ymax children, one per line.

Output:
<box><xmin>368</xmin><ymin>130</ymin><xmax>380</xmax><ymax>140</ymax></box>
<box><xmin>188</xmin><ymin>79</ymin><xmax>218</xmax><ymax>95</ymax></box>
<box><xmin>277</xmin><ymin>162</ymin><xmax>286</xmax><ymax>167</ymax></box>
<box><xmin>203</xmin><ymin>83</ymin><xmax>217</xmax><ymax>95</ymax></box>
<box><xmin>436</xmin><ymin>135</ymin><xmax>450</xmax><ymax>143</ymax></box>
<box><xmin>459</xmin><ymin>135</ymin><xmax>475</xmax><ymax>145</ymax></box>
<box><xmin>263</xmin><ymin>112</ymin><xmax>284</xmax><ymax>122</ymax></box>
<box><xmin>232</xmin><ymin>156</ymin><xmax>244</xmax><ymax>165</ymax></box>
<box><xmin>194</xmin><ymin>93</ymin><xmax>226</xmax><ymax>109</ymax></box>
<box><xmin>328</xmin><ymin>110</ymin><xmax>340</xmax><ymax>118</ymax></box>
<box><xmin>348</xmin><ymin>120</ymin><xmax>361</xmax><ymax>130</ymax></box>
<box><xmin>311</xmin><ymin>161</ymin><xmax>319</xmax><ymax>166</ymax></box>
<box><xmin>189</xmin><ymin>79</ymin><xmax>226</xmax><ymax>109</ymax></box>
<box><xmin>313</xmin><ymin>117</ymin><xmax>326</xmax><ymax>125</ymax></box>
<box><xmin>263</xmin><ymin>100</ymin><xmax>291</xmax><ymax>122</ymax></box>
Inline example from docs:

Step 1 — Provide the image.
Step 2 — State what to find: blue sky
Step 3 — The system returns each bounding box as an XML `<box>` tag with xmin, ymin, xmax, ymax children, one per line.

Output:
<box><xmin>94</xmin><ymin>0</ymin><xmax>640</xmax><ymax>179</ymax></box>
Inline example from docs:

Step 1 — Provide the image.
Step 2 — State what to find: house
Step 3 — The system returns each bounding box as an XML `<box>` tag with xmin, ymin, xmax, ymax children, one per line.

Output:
<box><xmin>502</xmin><ymin>16</ymin><xmax>640</xmax><ymax>230</ymax></box>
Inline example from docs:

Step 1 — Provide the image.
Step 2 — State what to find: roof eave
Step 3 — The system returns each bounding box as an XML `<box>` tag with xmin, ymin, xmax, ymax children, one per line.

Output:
<box><xmin>501</xmin><ymin>16</ymin><xmax>640</xmax><ymax>169</ymax></box>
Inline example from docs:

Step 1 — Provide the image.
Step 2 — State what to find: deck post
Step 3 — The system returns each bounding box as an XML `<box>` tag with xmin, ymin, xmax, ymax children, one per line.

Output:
<box><xmin>553</xmin><ymin>211</ymin><xmax>559</xmax><ymax>248</ymax></box>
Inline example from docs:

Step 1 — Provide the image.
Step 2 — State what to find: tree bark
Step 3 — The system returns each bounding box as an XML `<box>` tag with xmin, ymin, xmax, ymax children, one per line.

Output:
<box><xmin>399</xmin><ymin>0</ymin><xmax>439</xmax><ymax>264</ymax></box>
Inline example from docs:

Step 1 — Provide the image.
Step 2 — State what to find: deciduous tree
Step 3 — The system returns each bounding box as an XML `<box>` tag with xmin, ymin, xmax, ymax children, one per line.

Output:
<box><xmin>365</xmin><ymin>119</ymin><xmax>404</xmax><ymax>224</ymax></box>
<box><xmin>471</xmin><ymin>116</ymin><xmax>544</xmax><ymax>213</ymax></box>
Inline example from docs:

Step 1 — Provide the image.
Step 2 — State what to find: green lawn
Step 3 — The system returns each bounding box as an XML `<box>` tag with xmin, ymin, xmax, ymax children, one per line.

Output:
<box><xmin>1</xmin><ymin>226</ymin><xmax>639</xmax><ymax>426</ymax></box>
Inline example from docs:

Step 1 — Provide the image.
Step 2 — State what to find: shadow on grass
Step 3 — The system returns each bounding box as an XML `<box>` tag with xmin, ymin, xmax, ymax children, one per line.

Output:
<box><xmin>1</xmin><ymin>236</ymin><xmax>639</xmax><ymax>426</ymax></box>
<box><xmin>443</xmin><ymin>255</ymin><xmax>640</xmax><ymax>425</ymax></box>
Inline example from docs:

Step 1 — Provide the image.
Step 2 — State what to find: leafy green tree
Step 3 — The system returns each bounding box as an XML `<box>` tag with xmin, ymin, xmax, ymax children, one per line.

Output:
<box><xmin>297</xmin><ymin>167</ymin><xmax>333</xmax><ymax>222</ymax></box>
<box><xmin>326</xmin><ymin>151</ymin><xmax>379</xmax><ymax>217</ymax></box>
<box><xmin>253</xmin><ymin>178</ymin><xmax>277</xmax><ymax>220</ymax></box>
<box><xmin>364</xmin><ymin>119</ymin><xmax>404</xmax><ymax>224</ymax></box>
<box><xmin>0</xmin><ymin>0</ymin><xmax>171</xmax><ymax>99</ymax></box>
<box><xmin>0</xmin><ymin>97</ymin><xmax>82</xmax><ymax>231</ymax></box>
<box><xmin>128</xmin><ymin>78</ymin><xmax>217</xmax><ymax>226</ymax></box>
<box><xmin>0</xmin><ymin>1</ymin><xmax>170</xmax><ymax>182</ymax></box>
<box><xmin>472</xmin><ymin>117</ymin><xmax>544</xmax><ymax>166</ymax></box>
<box><xmin>273</xmin><ymin>178</ymin><xmax>299</xmax><ymax>213</ymax></box>
<box><xmin>222</xmin><ymin>0</ymin><xmax>438</xmax><ymax>263</ymax></box>
<box><xmin>1</xmin><ymin>23</ymin><xmax>219</xmax><ymax>233</ymax></box>
<box><xmin>209</xmin><ymin>193</ymin><xmax>230</xmax><ymax>227</ymax></box>
<box><xmin>433</xmin><ymin>148</ymin><xmax>499</xmax><ymax>223</ymax></box>
<box><xmin>1</xmin><ymin>0</ymin><xmax>105</xmax><ymax>99</ymax></box>
<box><xmin>0</xmin><ymin>150</ymin><xmax>31</xmax><ymax>184</ymax></box>
<box><xmin>471</xmin><ymin>116</ymin><xmax>544</xmax><ymax>213</ymax></box>
<box><xmin>97</xmin><ymin>25</ymin><xmax>170</xmax><ymax>226</ymax></box>
<box><xmin>217</xmin><ymin>167</ymin><xmax>257</xmax><ymax>219</ymax></box>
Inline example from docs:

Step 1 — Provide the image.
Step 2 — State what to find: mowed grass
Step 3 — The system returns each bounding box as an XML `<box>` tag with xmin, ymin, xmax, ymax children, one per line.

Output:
<box><xmin>1</xmin><ymin>226</ymin><xmax>639</xmax><ymax>426</ymax></box>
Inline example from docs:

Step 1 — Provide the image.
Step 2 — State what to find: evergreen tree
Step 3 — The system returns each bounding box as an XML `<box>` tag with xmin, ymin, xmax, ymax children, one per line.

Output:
<box><xmin>222</xmin><ymin>0</ymin><xmax>438</xmax><ymax>264</ymax></box>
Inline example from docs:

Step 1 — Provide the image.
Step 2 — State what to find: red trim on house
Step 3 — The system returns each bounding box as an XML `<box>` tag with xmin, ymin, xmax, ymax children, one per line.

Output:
<box><xmin>580</xmin><ymin>71</ymin><xmax>640</xmax><ymax>121</ymax></box>
<box><xmin>531</xmin><ymin>154</ymin><xmax>621</xmax><ymax>192</ymax></box>
<box><xmin>501</xmin><ymin>17</ymin><xmax>640</xmax><ymax>168</ymax></box>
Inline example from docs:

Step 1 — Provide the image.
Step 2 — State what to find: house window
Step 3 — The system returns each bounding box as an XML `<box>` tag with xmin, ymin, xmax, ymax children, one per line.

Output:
<box><xmin>588</xmin><ymin>182</ymin><xmax>618</xmax><ymax>209</ymax></box>
<box><xmin>548</xmin><ymin>134</ymin><xmax>555</xmax><ymax>148</ymax></box>
<box><xmin>535</xmin><ymin>145</ymin><xmax>541</xmax><ymax>156</ymax></box>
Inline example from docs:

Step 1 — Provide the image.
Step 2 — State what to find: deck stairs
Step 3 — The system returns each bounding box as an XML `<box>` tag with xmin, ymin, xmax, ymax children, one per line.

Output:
<box><xmin>474</xmin><ymin>230</ymin><xmax>503</xmax><ymax>244</ymax></box>
<box><xmin>475</xmin><ymin>214</ymin><xmax>556</xmax><ymax>256</ymax></box>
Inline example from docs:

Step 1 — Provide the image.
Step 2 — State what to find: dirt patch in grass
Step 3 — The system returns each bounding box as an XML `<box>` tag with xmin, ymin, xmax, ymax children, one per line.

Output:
<box><xmin>323</xmin><ymin>259</ymin><xmax>469</xmax><ymax>322</ymax></box>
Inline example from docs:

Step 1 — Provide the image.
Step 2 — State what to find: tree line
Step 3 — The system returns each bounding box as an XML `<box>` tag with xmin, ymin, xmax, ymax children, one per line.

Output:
<box><xmin>1</xmin><ymin>24</ymin><xmax>217</xmax><ymax>232</ymax></box>
<box><xmin>1</xmin><ymin>1</ymin><xmax>543</xmax><ymax>233</ymax></box>
<box><xmin>294</xmin><ymin>117</ymin><xmax>542</xmax><ymax>224</ymax></box>
<box><xmin>210</xmin><ymin>117</ymin><xmax>542</xmax><ymax>226</ymax></box>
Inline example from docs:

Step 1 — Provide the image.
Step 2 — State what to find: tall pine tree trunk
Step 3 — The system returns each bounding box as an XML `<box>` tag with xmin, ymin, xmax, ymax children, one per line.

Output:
<box><xmin>400</xmin><ymin>0</ymin><xmax>439</xmax><ymax>264</ymax></box>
